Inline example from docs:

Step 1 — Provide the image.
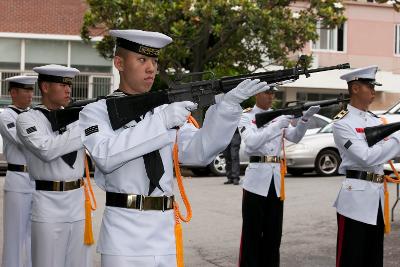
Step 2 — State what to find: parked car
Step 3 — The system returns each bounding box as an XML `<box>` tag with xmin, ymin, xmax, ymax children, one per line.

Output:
<box><xmin>285</xmin><ymin>122</ymin><xmax>340</xmax><ymax>176</ymax></box>
<box><xmin>184</xmin><ymin>114</ymin><xmax>332</xmax><ymax>176</ymax></box>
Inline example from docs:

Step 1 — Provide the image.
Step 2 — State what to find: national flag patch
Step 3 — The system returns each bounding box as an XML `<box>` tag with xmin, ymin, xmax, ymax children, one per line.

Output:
<box><xmin>355</xmin><ymin>128</ymin><xmax>364</xmax><ymax>133</ymax></box>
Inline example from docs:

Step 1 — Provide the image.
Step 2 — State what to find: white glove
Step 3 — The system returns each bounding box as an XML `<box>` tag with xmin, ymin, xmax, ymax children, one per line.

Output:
<box><xmin>222</xmin><ymin>79</ymin><xmax>269</xmax><ymax>106</ymax></box>
<box><xmin>214</xmin><ymin>93</ymin><xmax>224</xmax><ymax>104</ymax></box>
<box><xmin>270</xmin><ymin>115</ymin><xmax>292</xmax><ymax>130</ymax></box>
<box><xmin>160</xmin><ymin>101</ymin><xmax>198</xmax><ymax>129</ymax></box>
<box><xmin>302</xmin><ymin>105</ymin><xmax>320</xmax><ymax>121</ymax></box>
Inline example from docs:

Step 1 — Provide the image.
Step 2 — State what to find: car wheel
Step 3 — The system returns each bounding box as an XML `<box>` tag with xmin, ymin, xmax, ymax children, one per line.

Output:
<box><xmin>208</xmin><ymin>153</ymin><xmax>227</xmax><ymax>176</ymax></box>
<box><xmin>190</xmin><ymin>168</ymin><xmax>210</xmax><ymax>176</ymax></box>
<box><xmin>287</xmin><ymin>168</ymin><xmax>305</xmax><ymax>176</ymax></box>
<box><xmin>315</xmin><ymin>149</ymin><xmax>341</xmax><ymax>176</ymax></box>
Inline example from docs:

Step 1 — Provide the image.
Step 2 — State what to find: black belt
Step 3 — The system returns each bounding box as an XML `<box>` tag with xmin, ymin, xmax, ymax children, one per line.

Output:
<box><xmin>249</xmin><ymin>156</ymin><xmax>281</xmax><ymax>163</ymax></box>
<box><xmin>35</xmin><ymin>179</ymin><xmax>83</xmax><ymax>191</ymax></box>
<box><xmin>7</xmin><ymin>163</ymin><xmax>28</xmax><ymax>172</ymax></box>
<box><xmin>106</xmin><ymin>192</ymin><xmax>174</xmax><ymax>211</ymax></box>
<box><xmin>346</xmin><ymin>170</ymin><xmax>385</xmax><ymax>184</ymax></box>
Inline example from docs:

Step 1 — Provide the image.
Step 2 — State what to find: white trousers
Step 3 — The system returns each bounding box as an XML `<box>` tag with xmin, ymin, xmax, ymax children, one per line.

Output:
<box><xmin>101</xmin><ymin>254</ymin><xmax>177</xmax><ymax>267</ymax></box>
<box><xmin>31</xmin><ymin>220</ymin><xmax>92</xmax><ymax>267</ymax></box>
<box><xmin>2</xmin><ymin>191</ymin><xmax>32</xmax><ymax>267</ymax></box>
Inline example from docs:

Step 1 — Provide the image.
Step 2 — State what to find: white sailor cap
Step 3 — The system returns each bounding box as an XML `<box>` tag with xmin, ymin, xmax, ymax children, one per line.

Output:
<box><xmin>33</xmin><ymin>64</ymin><xmax>80</xmax><ymax>86</ymax></box>
<box><xmin>109</xmin><ymin>29</ymin><xmax>173</xmax><ymax>57</ymax></box>
<box><xmin>266</xmin><ymin>86</ymin><xmax>279</xmax><ymax>92</ymax></box>
<box><xmin>5</xmin><ymin>75</ymin><xmax>37</xmax><ymax>90</ymax></box>
<box><xmin>340</xmin><ymin>65</ymin><xmax>382</xmax><ymax>86</ymax></box>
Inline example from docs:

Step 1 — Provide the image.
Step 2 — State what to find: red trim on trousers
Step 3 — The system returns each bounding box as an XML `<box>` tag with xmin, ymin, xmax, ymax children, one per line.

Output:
<box><xmin>336</xmin><ymin>213</ymin><xmax>345</xmax><ymax>267</ymax></box>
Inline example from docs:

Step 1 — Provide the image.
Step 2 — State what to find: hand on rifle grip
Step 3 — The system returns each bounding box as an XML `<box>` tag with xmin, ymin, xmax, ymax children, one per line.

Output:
<box><xmin>222</xmin><ymin>79</ymin><xmax>269</xmax><ymax>106</ymax></box>
<box><xmin>270</xmin><ymin>115</ymin><xmax>292</xmax><ymax>130</ymax></box>
<box><xmin>160</xmin><ymin>101</ymin><xmax>197</xmax><ymax>129</ymax></box>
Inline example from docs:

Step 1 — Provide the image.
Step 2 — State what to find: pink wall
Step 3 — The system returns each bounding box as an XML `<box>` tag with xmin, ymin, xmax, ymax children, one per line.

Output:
<box><xmin>309</xmin><ymin>1</ymin><xmax>400</xmax><ymax>73</ymax></box>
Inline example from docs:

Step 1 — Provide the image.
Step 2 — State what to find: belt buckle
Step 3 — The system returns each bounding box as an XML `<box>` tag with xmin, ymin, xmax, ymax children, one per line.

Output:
<box><xmin>127</xmin><ymin>194</ymin><xmax>138</xmax><ymax>209</ymax></box>
<box><xmin>23</xmin><ymin>165</ymin><xmax>28</xmax><ymax>172</ymax></box>
<box><xmin>53</xmin><ymin>181</ymin><xmax>62</xmax><ymax>191</ymax></box>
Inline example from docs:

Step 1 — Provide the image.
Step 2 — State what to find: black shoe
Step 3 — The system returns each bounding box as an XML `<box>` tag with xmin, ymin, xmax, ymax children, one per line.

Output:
<box><xmin>233</xmin><ymin>179</ymin><xmax>240</xmax><ymax>185</ymax></box>
<box><xmin>224</xmin><ymin>180</ymin><xmax>234</xmax><ymax>184</ymax></box>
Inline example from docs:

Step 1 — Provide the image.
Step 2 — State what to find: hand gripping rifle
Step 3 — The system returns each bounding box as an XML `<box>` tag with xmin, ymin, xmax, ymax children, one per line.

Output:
<box><xmin>106</xmin><ymin>57</ymin><xmax>350</xmax><ymax>130</ymax></box>
<box><xmin>255</xmin><ymin>94</ymin><xmax>350</xmax><ymax>128</ymax></box>
<box><xmin>364</xmin><ymin>122</ymin><xmax>400</xmax><ymax>147</ymax></box>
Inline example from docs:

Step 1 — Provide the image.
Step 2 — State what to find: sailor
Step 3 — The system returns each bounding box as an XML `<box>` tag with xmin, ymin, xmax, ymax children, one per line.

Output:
<box><xmin>79</xmin><ymin>29</ymin><xmax>269</xmax><ymax>266</ymax></box>
<box><xmin>238</xmin><ymin>87</ymin><xmax>320</xmax><ymax>266</ymax></box>
<box><xmin>16</xmin><ymin>65</ymin><xmax>92</xmax><ymax>267</ymax></box>
<box><xmin>0</xmin><ymin>75</ymin><xmax>36</xmax><ymax>267</ymax></box>
<box><xmin>333</xmin><ymin>65</ymin><xmax>400</xmax><ymax>267</ymax></box>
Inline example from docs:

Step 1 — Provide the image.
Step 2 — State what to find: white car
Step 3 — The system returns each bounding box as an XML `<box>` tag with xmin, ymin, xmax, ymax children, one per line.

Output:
<box><xmin>285</xmin><ymin>122</ymin><xmax>340</xmax><ymax>176</ymax></box>
<box><xmin>186</xmin><ymin>114</ymin><xmax>332</xmax><ymax>176</ymax></box>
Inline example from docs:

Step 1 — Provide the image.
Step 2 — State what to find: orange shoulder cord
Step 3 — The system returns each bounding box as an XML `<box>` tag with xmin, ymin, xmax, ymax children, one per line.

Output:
<box><xmin>83</xmin><ymin>154</ymin><xmax>97</xmax><ymax>245</ymax></box>
<box><xmin>280</xmin><ymin>132</ymin><xmax>287</xmax><ymax>201</ymax></box>
<box><xmin>380</xmin><ymin>116</ymin><xmax>400</xmax><ymax>234</ymax></box>
<box><xmin>173</xmin><ymin>115</ymin><xmax>198</xmax><ymax>267</ymax></box>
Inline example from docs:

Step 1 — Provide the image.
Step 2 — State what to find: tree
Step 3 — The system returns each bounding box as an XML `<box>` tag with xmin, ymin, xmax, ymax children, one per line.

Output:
<box><xmin>376</xmin><ymin>0</ymin><xmax>400</xmax><ymax>12</ymax></box>
<box><xmin>81</xmin><ymin>0</ymin><xmax>346</xmax><ymax>82</ymax></box>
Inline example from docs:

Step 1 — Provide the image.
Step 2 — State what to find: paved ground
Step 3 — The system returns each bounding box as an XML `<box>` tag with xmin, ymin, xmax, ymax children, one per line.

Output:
<box><xmin>1</xmin><ymin>173</ymin><xmax>400</xmax><ymax>266</ymax></box>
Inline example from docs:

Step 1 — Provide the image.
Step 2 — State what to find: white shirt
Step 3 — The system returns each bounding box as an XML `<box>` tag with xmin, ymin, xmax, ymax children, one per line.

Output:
<box><xmin>16</xmin><ymin>106</ymin><xmax>85</xmax><ymax>223</ymax></box>
<box><xmin>79</xmin><ymin>97</ymin><xmax>242</xmax><ymax>256</ymax></box>
<box><xmin>239</xmin><ymin>105</ymin><xmax>309</xmax><ymax>197</ymax></box>
<box><xmin>0</xmin><ymin>105</ymin><xmax>34</xmax><ymax>193</ymax></box>
<box><xmin>333</xmin><ymin>104</ymin><xmax>400</xmax><ymax>225</ymax></box>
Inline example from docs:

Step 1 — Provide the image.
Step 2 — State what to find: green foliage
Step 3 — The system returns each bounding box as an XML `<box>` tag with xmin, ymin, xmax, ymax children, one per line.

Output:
<box><xmin>82</xmin><ymin>0</ymin><xmax>345</xmax><ymax>81</ymax></box>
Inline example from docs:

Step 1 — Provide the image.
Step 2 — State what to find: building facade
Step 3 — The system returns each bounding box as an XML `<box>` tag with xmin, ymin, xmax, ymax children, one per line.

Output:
<box><xmin>0</xmin><ymin>0</ymin><xmax>114</xmax><ymax>106</ymax></box>
<box><xmin>281</xmin><ymin>0</ymin><xmax>400</xmax><ymax>110</ymax></box>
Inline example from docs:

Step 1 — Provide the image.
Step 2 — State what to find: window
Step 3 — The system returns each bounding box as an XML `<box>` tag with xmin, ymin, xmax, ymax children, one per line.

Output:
<box><xmin>71</xmin><ymin>42</ymin><xmax>112</xmax><ymax>73</ymax></box>
<box><xmin>312</xmin><ymin>22</ymin><xmax>345</xmax><ymax>52</ymax></box>
<box><xmin>0</xmin><ymin>38</ymin><xmax>21</xmax><ymax>70</ymax></box>
<box><xmin>395</xmin><ymin>24</ymin><xmax>400</xmax><ymax>55</ymax></box>
<box><xmin>25</xmin><ymin>39</ymin><xmax>68</xmax><ymax>70</ymax></box>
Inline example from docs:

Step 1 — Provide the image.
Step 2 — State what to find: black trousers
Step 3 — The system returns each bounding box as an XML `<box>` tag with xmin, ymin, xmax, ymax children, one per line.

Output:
<box><xmin>336</xmin><ymin>206</ymin><xmax>384</xmax><ymax>267</ymax></box>
<box><xmin>239</xmin><ymin>179</ymin><xmax>283</xmax><ymax>267</ymax></box>
<box><xmin>223</xmin><ymin>130</ymin><xmax>241</xmax><ymax>181</ymax></box>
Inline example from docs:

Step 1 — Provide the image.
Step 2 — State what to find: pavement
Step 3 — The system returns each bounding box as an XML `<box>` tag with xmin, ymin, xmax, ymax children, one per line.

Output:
<box><xmin>1</xmin><ymin>173</ymin><xmax>400</xmax><ymax>266</ymax></box>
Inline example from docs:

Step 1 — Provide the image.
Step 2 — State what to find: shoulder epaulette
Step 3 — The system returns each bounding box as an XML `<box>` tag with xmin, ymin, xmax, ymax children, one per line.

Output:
<box><xmin>367</xmin><ymin>111</ymin><xmax>379</xmax><ymax>118</ymax></box>
<box><xmin>243</xmin><ymin>107</ymin><xmax>252</xmax><ymax>113</ymax></box>
<box><xmin>333</xmin><ymin>109</ymin><xmax>348</xmax><ymax>121</ymax></box>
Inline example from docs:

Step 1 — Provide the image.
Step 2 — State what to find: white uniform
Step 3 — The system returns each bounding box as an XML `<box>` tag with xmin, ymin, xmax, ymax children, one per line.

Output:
<box><xmin>239</xmin><ymin>105</ymin><xmax>310</xmax><ymax>196</ymax></box>
<box><xmin>333</xmin><ymin>104</ymin><xmax>400</xmax><ymax>225</ymax></box>
<box><xmin>79</xmin><ymin>95</ymin><xmax>242</xmax><ymax>265</ymax></box>
<box><xmin>0</xmin><ymin>106</ymin><xmax>34</xmax><ymax>267</ymax></box>
<box><xmin>16</xmin><ymin>106</ymin><xmax>92</xmax><ymax>267</ymax></box>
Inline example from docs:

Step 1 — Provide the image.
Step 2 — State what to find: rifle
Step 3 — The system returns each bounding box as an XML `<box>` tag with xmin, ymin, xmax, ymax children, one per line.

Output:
<box><xmin>106</xmin><ymin>57</ymin><xmax>350</xmax><ymax>130</ymax></box>
<box><xmin>254</xmin><ymin>95</ymin><xmax>349</xmax><ymax>128</ymax></box>
<box><xmin>364</xmin><ymin>122</ymin><xmax>400</xmax><ymax>147</ymax></box>
<box><xmin>47</xmin><ymin>97</ymin><xmax>104</xmax><ymax>131</ymax></box>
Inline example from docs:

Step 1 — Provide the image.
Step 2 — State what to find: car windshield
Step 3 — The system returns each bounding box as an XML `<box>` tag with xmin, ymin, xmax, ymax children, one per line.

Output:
<box><xmin>318</xmin><ymin>122</ymin><xmax>333</xmax><ymax>133</ymax></box>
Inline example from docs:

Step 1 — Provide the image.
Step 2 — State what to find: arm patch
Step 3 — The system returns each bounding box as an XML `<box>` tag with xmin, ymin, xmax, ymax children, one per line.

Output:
<box><xmin>85</xmin><ymin>125</ymin><xmax>99</xmax><ymax>136</ymax></box>
<box><xmin>344</xmin><ymin>140</ymin><xmax>352</xmax><ymax>149</ymax></box>
<box><xmin>26</xmin><ymin>126</ymin><xmax>37</xmax><ymax>134</ymax></box>
<box><xmin>7</xmin><ymin>122</ymin><xmax>15</xmax><ymax>129</ymax></box>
